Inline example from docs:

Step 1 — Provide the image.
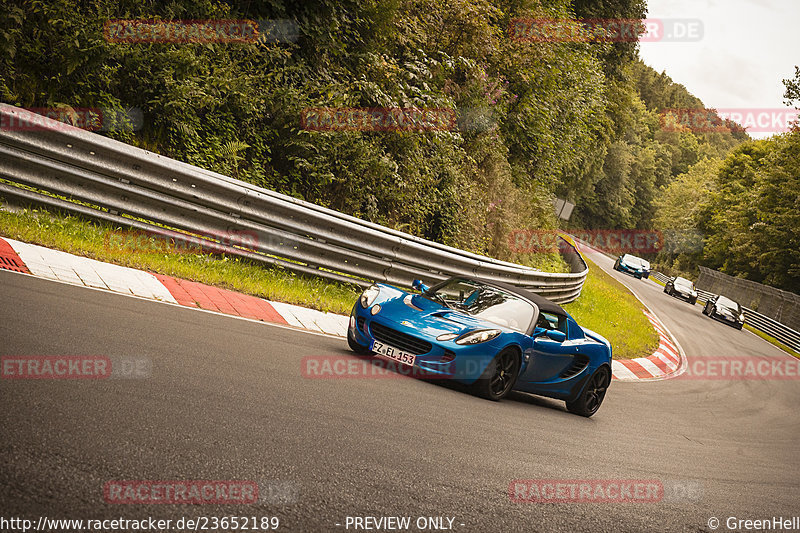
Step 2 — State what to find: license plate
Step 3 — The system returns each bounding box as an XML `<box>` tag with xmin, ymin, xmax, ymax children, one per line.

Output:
<box><xmin>371</xmin><ymin>340</ymin><xmax>416</xmax><ymax>367</ymax></box>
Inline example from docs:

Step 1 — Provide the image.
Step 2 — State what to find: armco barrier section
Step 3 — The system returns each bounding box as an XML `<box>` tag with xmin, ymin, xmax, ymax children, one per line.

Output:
<box><xmin>0</xmin><ymin>104</ymin><xmax>587</xmax><ymax>304</ymax></box>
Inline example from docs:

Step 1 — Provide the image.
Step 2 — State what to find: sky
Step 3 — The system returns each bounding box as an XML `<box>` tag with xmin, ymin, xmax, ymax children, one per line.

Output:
<box><xmin>638</xmin><ymin>0</ymin><xmax>800</xmax><ymax>138</ymax></box>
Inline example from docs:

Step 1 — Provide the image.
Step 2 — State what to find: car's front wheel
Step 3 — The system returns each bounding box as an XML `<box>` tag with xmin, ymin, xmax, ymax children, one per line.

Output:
<box><xmin>472</xmin><ymin>347</ymin><xmax>520</xmax><ymax>401</ymax></box>
<box><xmin>690</xmin><ymin>297</ymin><xmax>697</xmax><ymax>305</ymax></box>
<box><xmin>566</xmin><ymin>366</ymin><xmax>610</xmax><ymax>417</ymax></box>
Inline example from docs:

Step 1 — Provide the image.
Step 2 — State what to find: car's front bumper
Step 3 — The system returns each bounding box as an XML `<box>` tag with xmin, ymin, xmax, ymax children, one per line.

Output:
<box><xmin>710</xmin><ymin>309</ymin><xmax>744</xmax><ymax>327</ymax></box>
<box><xmin>349</xmin><ymin>304</ymin><xmax>499</xmax><ymax>383</ymax></box>
<box><xmin>671</xmin><ymin>289</ymin><xmax>696</xmax><ymax>302</ymax></box>
<box><xmin>618</xmin><ymin>264</ymin><xmax>643</xmax><ymax>277</ymax></box>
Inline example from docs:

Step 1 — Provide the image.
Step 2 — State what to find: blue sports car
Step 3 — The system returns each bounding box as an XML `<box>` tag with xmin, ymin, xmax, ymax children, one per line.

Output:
<box><xmin>347</xmin><ymin>276</ymin><xmax>613</xmax><ymax>417</ymax></box>
<box><xmin>613</xmin><ymin>254</ymin><xmax>648</xmax><ymax>279</ymax></box>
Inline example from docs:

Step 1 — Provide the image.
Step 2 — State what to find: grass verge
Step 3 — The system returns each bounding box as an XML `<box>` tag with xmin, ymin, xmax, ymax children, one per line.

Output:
<box><xmin>1</xmin><ymin>204</ymin><xmax>659</xmax><ymax>358</ymax></box>
<box><xmin>0</xmin><ymin>205</ymin><xmax>361</xmax><ymax>314</ymax></box>
<box><xmin>563</xmin><ymin>254</ymin><xmax>660</xmax><ymax>360</ymax></box>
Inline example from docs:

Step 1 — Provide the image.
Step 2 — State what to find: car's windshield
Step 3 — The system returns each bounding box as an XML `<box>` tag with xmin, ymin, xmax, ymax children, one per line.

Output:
<box><xmin>675</xmin><ymin>277</ymin><xmax>693</xmax><ymax>289</ymax></box>
<box><xmin>717</xmin><ymin>296</ymin><xmax>741</xmax><ymax>312</ymax></box>
<box><xmin>426</xmin><ymin>279</ymin><xmax>536</xmax><ymax>333</ymax></box>
<box><xmin>622</xmin><ymin>254</ymin><xmax>643</xmax><ymax>267</ymax></box>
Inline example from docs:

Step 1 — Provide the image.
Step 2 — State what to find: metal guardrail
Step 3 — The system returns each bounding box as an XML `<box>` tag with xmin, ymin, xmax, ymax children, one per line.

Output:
<box><xmin>652</xmin><ymin>271</ymin><xmax>800</xmax><ymax>352</ymax></box>
<box><xmin>0</xmin><ymin>104</ymin><xmax>587</xmax><ymax>304</ymax></box>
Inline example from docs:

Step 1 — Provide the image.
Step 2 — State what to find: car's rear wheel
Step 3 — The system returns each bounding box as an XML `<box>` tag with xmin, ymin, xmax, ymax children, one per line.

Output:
<box><xmin>566</xmin><ymin>366</ymin><xmax>610</xmax><ymax>417</ymax></box>
<box><xmin>347</xmin><ymin>331</ymin><xmax>372</xmax><ymax>355</ymax></box>
<box><xmin>472</xmin><ymin>347</ymin><xmax>520</xmax><ymax>401</ymax></box>
<box><xmin>703</xmin><ymin>302</ymin><xmax>711</xmax><ymax>315</ymax></box>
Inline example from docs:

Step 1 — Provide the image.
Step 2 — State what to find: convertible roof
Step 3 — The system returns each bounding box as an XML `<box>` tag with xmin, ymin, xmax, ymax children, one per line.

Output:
<box><xmin>470</xmin><ymin>277</ymin><xmax>567</xmax><ymax>316</ymax></box>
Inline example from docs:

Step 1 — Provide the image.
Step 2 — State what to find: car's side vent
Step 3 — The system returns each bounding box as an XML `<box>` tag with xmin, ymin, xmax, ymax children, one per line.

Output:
<box><xmin>559</xmin><ymin>354</ymin><xmax>590</xmax><ymax>379</ymax></box>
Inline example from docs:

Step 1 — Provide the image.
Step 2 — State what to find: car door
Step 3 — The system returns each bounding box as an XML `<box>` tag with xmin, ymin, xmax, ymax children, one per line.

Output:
<box><xmin>518</xmin><ymin>311</ymin><xmax>579</xmax><ymax>383</ymax></box>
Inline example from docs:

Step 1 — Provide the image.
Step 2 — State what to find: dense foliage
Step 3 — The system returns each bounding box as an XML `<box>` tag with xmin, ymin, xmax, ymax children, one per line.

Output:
<box><xmin>0</xmin><ymin>0</ymin><xmax>795</xmax><ymax>291</ymax></box>
<box><xmin>655</xmin><ymin>128</ymin><xmax>800</xmax><ymax>293</ymax></box>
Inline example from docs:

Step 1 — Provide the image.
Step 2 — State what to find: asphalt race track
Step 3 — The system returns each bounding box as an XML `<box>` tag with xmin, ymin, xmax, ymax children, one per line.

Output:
<box><xmin>1</xmin><ymin>259</ymin><xmax>799</xmax><ymax>532</ymax></box>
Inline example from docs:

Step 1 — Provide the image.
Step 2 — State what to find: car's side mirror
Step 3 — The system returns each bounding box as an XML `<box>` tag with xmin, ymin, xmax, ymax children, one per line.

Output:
<box><xmin>412</xmin><ymin>279</ymin><xmax>429</xmax><ymax>293</ymax></box>
<box><xmin>545</xmin><ymin>330</ymin><xmax>566</xmax><ymax>342</ymax></box>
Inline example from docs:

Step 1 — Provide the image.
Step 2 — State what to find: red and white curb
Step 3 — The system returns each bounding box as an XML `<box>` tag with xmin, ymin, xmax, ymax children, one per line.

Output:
<box><xmin>611</xmin><ymin>311</ymin><xmax>686</xmax><ymax>381</ymax></box>
<box><xmin>0</xmin><ymin>237</ymin><xmax>349</xmax><ymax>338</ymax></box>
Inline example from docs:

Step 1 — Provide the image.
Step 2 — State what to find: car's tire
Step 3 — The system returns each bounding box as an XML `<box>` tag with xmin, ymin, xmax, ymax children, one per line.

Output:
<box><xmin>347</xmin><ymin>331</ymin><xmax>372</xmax><ymax>355</ymax></box>
<box><xmin>643</xmin><ymin>272</ymin><xmax>650</xmax><ymax>279</ymax></box>
<box><xmin>471</xmin><ymin>347</ymin><xmax>520</xmax><ymax>401</ymax></box>
<box><xmin>664</xmin><ymin>286</ymin><xmax>669</xmax><ymax>294</ymax></box>
<box><xmin>566</xmin><ymin>366</ymin><xmax>610</xmax><ymax>417</ymax></box>
<box><xmin>736</xmin><ymin>323</ymin><xmax>744</xmax><ymax>330</ymax></box>
<box><xmin>690</xmin><ymin>297</ymin><xmax>697</xmax><ymax>305</ymax></box>
<box><xmin>703</xmin><ymin>302</ymin><xmax>711</xmax><ymax>316</ymax></box>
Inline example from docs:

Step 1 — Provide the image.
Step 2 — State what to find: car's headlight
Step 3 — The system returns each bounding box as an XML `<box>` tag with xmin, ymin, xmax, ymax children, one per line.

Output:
<box><xmin>360</xmin><ymin>285</ymin><xmax>380</xmax><ymax>308</ymax></box>
<box><xmin>455</xmin><ymin>329</ymin><xmax>501</xmax><ymax>345</ymax></box>
<box><xmin>739</xmin><ymin>314</ymin><xmax>745</xmax><ymax>321</ymax></box>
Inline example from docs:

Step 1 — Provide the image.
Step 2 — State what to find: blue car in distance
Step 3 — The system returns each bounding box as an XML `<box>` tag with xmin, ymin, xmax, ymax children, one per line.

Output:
<box><xmin>614</xmin><ymin>254</ymin><xmax>649</xmax><ymax>279</ymax></box>
<box><xmin>347</xmin><ymin>276</ymin><xmax>613</xmax><ymax>417</ymax></box>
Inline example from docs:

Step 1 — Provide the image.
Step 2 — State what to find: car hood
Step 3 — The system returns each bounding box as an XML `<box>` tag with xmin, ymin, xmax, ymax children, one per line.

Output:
<box><xmin>621</xmin><ymin>260</ymin><xmax>642</xmax><ymax>271</ymax></box>
<box><xmin>377</xmin><ymin>292</ymin><xmax>511</xmax><ymax>336</ymax></box>
<box><xmin>674</xmin><ymin>285</ymin><xmax>696</xmax><ymax>294</ymax></box>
